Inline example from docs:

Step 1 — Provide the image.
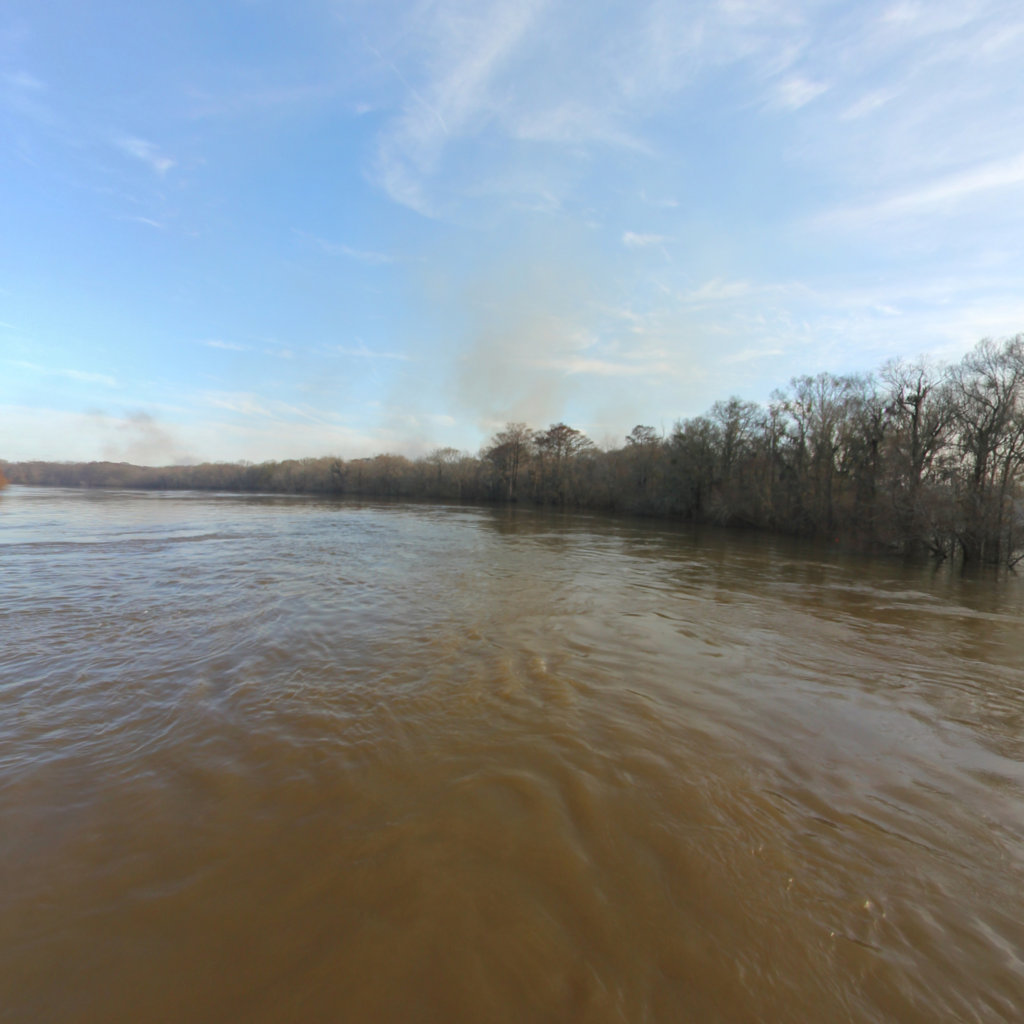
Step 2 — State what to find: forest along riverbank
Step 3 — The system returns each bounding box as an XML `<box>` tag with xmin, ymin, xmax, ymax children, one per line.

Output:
<box><xmin>2</xmin><ymin>486</ymin><xmax>1023</xmax><ymax>1022</ymax></box>
<box><xmin>7</xmin><ymin>336</ymin><xmax>1024</xmax><ymax>567</ymax></box>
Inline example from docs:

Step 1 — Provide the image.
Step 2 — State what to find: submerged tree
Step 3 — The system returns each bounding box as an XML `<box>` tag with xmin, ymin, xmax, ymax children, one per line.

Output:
<box><xmin>9</xmin><ymin>333</ymin><xmax>1024</xmax><ymax>565</ymax></box>
<box><xmin>666</xmin><ymin>416</ymin><xmax>719</xmax><ymax>519</ymax></box>
<box><xmin>532</xmin><ymin>422</ymin><xmax>594</xmax><ymax>505</ymax></box>
<box><xmin>619</xmin><ymin>425</ymin><xmax>665</xmax><ymax>509</ymax></box>
<box><xmin>947</xmin><ymin>337</ymin><xmax>1024</xmax><ymax>563</ymax></box>
<box><xmin>484</xmin><ymin>422</ymin><xmax>534</xmax><ymax>501</ymax></box>
<box><xmin>778</xmin><ymin>373</ymin><xmax>861</xmax><ymax>534</ymax></box>
<box><xmin>880</xmin><ymin>358</ymin><xmax>952</xmax><ymax>555</ymax></box>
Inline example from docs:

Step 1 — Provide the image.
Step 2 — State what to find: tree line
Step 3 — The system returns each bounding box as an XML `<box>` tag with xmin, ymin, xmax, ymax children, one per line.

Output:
<box><xmin>4</xmin><ymin>336</ymin><xmax>1024</xmax><ymax>565</ymax></box>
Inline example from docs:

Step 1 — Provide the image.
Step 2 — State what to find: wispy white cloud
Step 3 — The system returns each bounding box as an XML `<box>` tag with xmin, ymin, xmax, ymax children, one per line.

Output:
<box><xmin>639</xmin><ymin>190</ymin><xmax>679</xmax><ymax>208</ymax></box>
<box><xmin>185</xmin><ymin>82</ymin><xmax>338</xmax><ymax>119</ymax></box>
<box><xmin>361</xmin><ymin>0</ymin><xmax>855</xmax><ymax>217</ymax></box>
<box><xmin>372</xmin><ymin>0</ymin><xmax>665</xmax><ymax>214</ymax></box>
<box><xmin>293</xmin><ymin>229</ymin><xmax>393</xmax><ymax>264</ymax></box>
<box><xmin>540</xmin><ymin>353</ymin><xmax>673</xmax><ymax>377</ymax></box>
<box><xmin>11</xmin><ymin>360</ymin><xmax>117</xmax><ymax>388</ymax></box>
<box><xmin>0</xmin><ymin>403</ymin><xmax>415</xmax><ymax>464</ymax></box>
<box><xmin>371</xmin><ymin>0</ymin><xmax>547</xmax><ymax>213</ymax></box>
<box><xmin>202</xmin><ymin>339</ymin><xmax>248</xmax><ymax>352</ymax></box>
<box><xmin>771</xmin><ymin>75</ymin><xmax>829</xmax><ymax>109</ymax></box>
<box><xmin>3</xmin><ymin>70</ymin><xmax>44</xmax><ymax>91</ymax></box>
<box><xmin>622</xmin><ymin>230</ymin><xmax>671</xmax><ymax>248</ymax></box>
<box><xmin>679</xmin><ymin>278</ymin><xmax>753</xmax><ymax>304</ymax></box>
<box><xmin>840</xmin><ymin>87</ymin><xmax>897</xmax><ymax>121</ymax></box>
<box><xmin>115</xmin><ymin>136</ymin><xmax>175</xmax><ymax>175</ymax></box>
<box><xmin>338</xmin><ymin>244</ymin><xmax>392</xmax><ymax>264</ymax></box>
<box><xmin>0</xmin><ymin>65</ymin><xmax>55</xmax><ymax>126</ymax></box>
<box><xmin>333</xmin><ymin>341</ymin><xmax>412</xmax><ymax>361</ymax></box>
<box><xmin>203</xmin><ymin>390</ymin><xmax>338</xmax><ymax>425</ymax></box>
<box><xmin>388</xmin><ymin>409</ymin><xmax>459</xmax><ymax>433</ymax></box>
<box><xmin>820</xmin><ymin>151</ymin><xmax>1024</xmax><ymax>227</ymax></box>
<box><xmin>879</xmin><ymin>1</ymin><xmax>978</xmax><ymax>38</ymax></box>
<box><xmin>722</xmin><ymin>346</ymin><xmax>784</xmax><ymax>364</ymax></box>
<box><xmin>512</xmin><ymin>101</ymin><xmax>649</xmax><ymax>151</ymax></box>
<box><xmin>123</xmin><ymin>215</ymin><xmax>165</xmax><ymax>229</ymax></box>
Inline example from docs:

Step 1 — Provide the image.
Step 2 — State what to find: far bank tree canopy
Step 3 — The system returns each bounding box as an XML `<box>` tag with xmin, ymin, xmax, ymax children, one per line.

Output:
<box><xmin>5</xmin><ymin>336</ymin><xmax>1024</xmax><ymax>567</ymax></box>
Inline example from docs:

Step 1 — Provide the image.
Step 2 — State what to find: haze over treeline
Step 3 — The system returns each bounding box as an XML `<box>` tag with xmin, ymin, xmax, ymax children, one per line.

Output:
<box><xmin>6</xmin><ymin>337</ymin><xmax>1024</xmax><ymax>566</ymax></box>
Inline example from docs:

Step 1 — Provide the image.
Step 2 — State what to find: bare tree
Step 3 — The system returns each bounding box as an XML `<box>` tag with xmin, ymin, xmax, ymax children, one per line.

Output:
<box><xmin>880</xmin><ymin>357</ymin><xmax>952</xmax><ymax>554</ymax></box>
<box><xmin>947</xmin><ymin>337</ymin><xmax>1024</xmax><ymax>563</ymax></box>
<box><xmin>778</xmin><ymin>373</ymin><xmax>859</xmax><ymax>534</ymax></box>
<box><xmin>621</xmin><ymin>425</ymin><xmax>664</xmax><ymax>505</ymax></box>
<box><xmin>484</xmin><ymin>422</ymin><xmax>534</xmax><ymax>501</ymax></box>
<box><xmin>533</xmin><ymin>422</ymin><xmax>594</xmax><ymax>504</ymax></box>
<box><xmin>667</xmin><ymin>416</ymin><xmax>720</xmax><ymax>519</ymax></box>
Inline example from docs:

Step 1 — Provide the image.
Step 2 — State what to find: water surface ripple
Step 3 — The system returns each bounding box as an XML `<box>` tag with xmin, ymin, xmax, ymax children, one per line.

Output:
<box><xmin>2</xmin><ymin>487</ymin><xmax>1023</xmax><ymax>1022</ymax></box>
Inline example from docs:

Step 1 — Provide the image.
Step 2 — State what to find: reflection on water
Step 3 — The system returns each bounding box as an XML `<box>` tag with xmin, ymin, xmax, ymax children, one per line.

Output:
<box><xmin>2</xmin><ymin>486</ymin><xmax>1023</xmax><ymax>1022</ymax></box>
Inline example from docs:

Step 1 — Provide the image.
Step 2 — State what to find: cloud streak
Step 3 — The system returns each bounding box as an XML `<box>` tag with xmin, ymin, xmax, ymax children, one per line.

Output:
<box><xmin>295</xmin><ymin>230</ymin><xmax>394</xmax><ymax>264</ymax></box>
<box><xmin>622</xmin><ymin>231</ymin><xmax>671</xmax><ymax>248</ymax></box>
<box><xmin>333</xmin><ymin>341</ymin><xmax>412</xmax><ymax>361</ymax></box>
<box><xmin>202</xmin><ymin>339</ymin><xmax>248</xmax><ymax>351</ymax></box>
<box><xmin>820</xmin><ymin>151</ymin><xmax>1024</xmax><ymax>227</ymax></box>
<box><xmin>372</xmin><ymin>0</ymin><xmax>548</xmax><ymax>213</ymax></box>
<box><xmin>203</xmin><ymin>390</ymin><xmax>341</xmax><ymax>426</ymax></box>
<box><xmin>115</xmin><ymin>136</ymin><xmax>175</xmax><ymax>175</ymax></box>
<box><xmin>12</xmin><ymin>360</ymin><xmax>117</xmax><ymax>388</ymax></box>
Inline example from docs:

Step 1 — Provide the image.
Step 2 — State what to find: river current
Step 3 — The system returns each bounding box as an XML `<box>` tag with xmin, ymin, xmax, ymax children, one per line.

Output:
<box><xmin>1</xmin><ymin>486</ymin><xmax>1023</xmax><ymax>1022</ymax></box>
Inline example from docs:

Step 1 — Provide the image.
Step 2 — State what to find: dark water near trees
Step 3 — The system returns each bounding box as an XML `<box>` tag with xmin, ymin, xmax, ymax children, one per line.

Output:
<box><xmin>2</xmin><ymin>486</ymin><xmax>1023</xmax><ymax>1022</ymax></box>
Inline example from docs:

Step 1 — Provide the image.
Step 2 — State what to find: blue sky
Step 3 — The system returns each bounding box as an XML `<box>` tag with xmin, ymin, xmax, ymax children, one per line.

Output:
<box><xmin>3</xmin><ymin>0</ymin><xmax>1024</xmax><ymax>464</ymax></box>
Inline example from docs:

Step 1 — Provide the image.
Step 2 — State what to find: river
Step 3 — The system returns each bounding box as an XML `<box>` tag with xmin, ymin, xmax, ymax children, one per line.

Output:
<box><xmin>2</xmin><ymin>486</ymin><xmax>1023</xmax><ymax>1022</ymax></box>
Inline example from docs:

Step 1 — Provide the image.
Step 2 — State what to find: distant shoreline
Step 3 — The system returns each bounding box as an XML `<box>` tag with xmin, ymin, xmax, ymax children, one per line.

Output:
<box><xmin>6</xmin><ymin>335</ymin><xmax>1024</xmax><ymax>567</ymax></box>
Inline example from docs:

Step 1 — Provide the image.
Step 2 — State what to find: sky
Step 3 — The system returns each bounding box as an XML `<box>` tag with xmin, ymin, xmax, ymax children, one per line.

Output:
<box><xmin>3</xmin><ymin>0</ymin><xmax>1024</xmax><ymax>465</ymax></box>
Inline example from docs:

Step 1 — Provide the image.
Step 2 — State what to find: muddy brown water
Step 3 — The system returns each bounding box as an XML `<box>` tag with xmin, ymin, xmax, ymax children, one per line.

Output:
<box><xmin>2</xmin><ymin>486</ymin><xmax>1023</xmax><ymax>1022</ymax></box>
